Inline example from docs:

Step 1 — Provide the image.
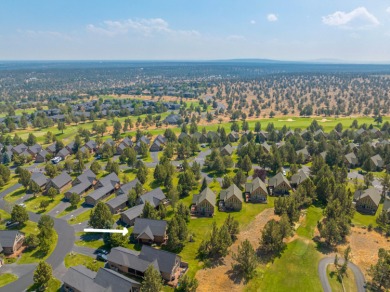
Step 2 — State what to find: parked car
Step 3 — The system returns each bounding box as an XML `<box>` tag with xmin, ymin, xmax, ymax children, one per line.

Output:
<box><xmin>18</xmin><ymin>203</ymin><xmax>26</xmax><ymax>208</ymax></box>
<box><xmin>95</xmin><ymin>249</ymin><xmax>109</xmax><ymax>255</ymax></box>
<box><xmin>6</xmin><ymin>221</ymin><xmax>19</xmax><ymax>227</ymax></box>
<box><xmin>96</xmin><ymin>253</ymin><xmax>108</xmax><ymax>262</ymax></box>
<box><xmin>51</xmin><ymin>157</ymin><xmax>62</xmax><ymax>164</ymax></box>
<box><xmin>282</xmin><ymin>169</ymin><xmax>286</xmax><ymax>176</ymax></box>
<box><xmin>201</xmin><ymin>144</ymin><xmax>206</xmax><ymax>148</ymax></box>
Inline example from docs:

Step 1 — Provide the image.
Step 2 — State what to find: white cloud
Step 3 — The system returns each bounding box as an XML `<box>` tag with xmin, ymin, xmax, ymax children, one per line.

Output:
<box><xmin>250</xmin><ymin>20</ymin><xmax>256</xmax><ymax>25</ymax></box>
<box><xmin>386</xmin><ymin>7</ymin><xmax>390</xmax><ymax>14</ymax></box>
<box><xmin>87</xmin><ymin>18</ymin><xmax>200</xmax><ymax>38</ymax></box>
<box><xmin>267</xmin><ymin>14</ymin><xmax>278</xmax><ymax>22</ymax></box>
<box><xmin>322</xmin><ymin>7</ymin><xmax>379</xmax><ymax>29</ymax></box>
<box><xmin>17</xmin><ymin>29</ymin><xmax>73</xmax><ymax>41</ymax></box>
<box><xmin>226</xmin><ymin>35</ymin><xmax>246</xmax><ymax>41</ymax></box>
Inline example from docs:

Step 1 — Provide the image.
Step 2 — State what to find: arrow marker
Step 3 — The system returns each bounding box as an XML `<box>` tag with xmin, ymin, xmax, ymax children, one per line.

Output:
<box><xmin>84</xmin><ymin>227</ymin><xmax>128</xmax><ymax>236</ymax></box>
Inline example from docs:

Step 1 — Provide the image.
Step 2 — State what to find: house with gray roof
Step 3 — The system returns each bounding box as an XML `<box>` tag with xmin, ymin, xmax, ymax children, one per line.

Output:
<box><xmin>107</xmin><ymin>245</ymin><xmax>183</xmax><ymax>283</ymax></box>
<box><xmin>269</xmin><ymin>172</ymin><xmax>291</xmax><ymax>195</ymax></box>
<box><xmin>164</xmin><ymin>114</ymin><xmax>181</xmax><ymax>125</ymax></box>
<box><xmin>106</xmin><ymin>194</ymin><xmax>128</xmax><ymax>214</ymax></box>
<box><xmin>219</xmin><ymin>184</ymin><xmax>243</xmax><ymax>211</ymax></box>
<box><xmin>132</xmin><ymin>218</ymin><xmax>168</xmax><ymax>244</ymax></box>
<box><xmin>116</xmin><ymin>179</ymin><xmax>140</xmax><ymax>196</ymax></box>
<box><xmin>0</xmin><ymin>230</ymin><xmax>25</xmax><ymax>255</ymax></box>
<box><xmin>12</xmin><ymin>143</ymin><xmax>28</xmax><ymax>155</ymax></box>
<box><xmin>31</xmin><ymin>172</ymin><xmax>48</xmax><ymax>190</ymax></box>
<box><xmin>27</xmin><ymin>144</ymin><xmax>42</xmax><ymax>156</ymax></box>
<box><xmin>344</xmin><ymin>152</ymin><xmax>359</xmax><ymax>168</ymax></box>
<box><xmin>85</xmin><ymin>172</ymin><xmax>120</xmax><ymax>206</ymax></box>
<box><xmin>35</xmin><ymin>149</ymin><xmax>49</xmax><ymax>163</ymax></box>
<box><xmin>150</xmin><ymin>139</ymin><xmax>163</xmax><ymax>152</ymax></box>
<box><xmin>245</xmin><ymin>177</ymin><xmax>268</xmax><ymax>203</ymax></box>
<box><xmin>290</xmin><ymin>169</ymin><xmax>310</xmax><ymax>188</ymax></box>
<box><xmin>62</xmin><ymin>265</ymin><xmax>141</xmax><ymax>292</ymax></box>
<box><xmin>370</xmin><ymin>154</ymin><xmax>384</xmax><ymax>170</ymax></box>
<box><xmin>220</xmin><ymin>144</ymin><xmax>234</xmax><ymax>156</ymax></box>
<box><xmin>65</xmin><ymin>169</ymin><xmax>97</xmax><ymax>200</ymax></box>
<box><xmin>191</xmin><ymin>187</ymin><xmax>216</xmax><ymax>217</ymax></box>
<box><xmin>85</xmin><ymin>140</ymin><xmax>98</xmax><ymax>152</ymax></box>
<box><xmin>46</xmin><ymin>142</ymin><xmax>57</xmax><ymax>154</ymax></box>
<box><xmin>261</xmin><ymin>142</ymin><xmax>272</xmax><ymax>154</ymax></box>
<box><xmin>192</xmin><ymin>132</ymin><xmax>207</xmax><ymax>143</ymax></box>
<box><xmin>137</xmin><ymin>188</ymin><xmax>167</xmax><ymax>208</ymax></box>
<box><xmin>121</xmin><ymin>204</ymin><xmax>145</xmax><ymax>226</ymax></box>
<box><xmin>296</xmin><ymin>147</ymin><xmax>311</xmax><ymax>163</ymax></box>
<box><xmin>228</xmin><ymin>131</ymin><xmax>240</xmax><ymax>142</ymax></box>
<box><xmin>57</xmin><ymin>148</ymin><xmax>70</xmax><ymax>160</ymax></box>
<box><xmin>354</xmin><ymin>187</ymin><xmax>381</xmax><ymax>214</ymax></box>
<box><xmin>46</xmin><ymin>171</ymin><xmax>72</xmax><ymax>193</ymax></box>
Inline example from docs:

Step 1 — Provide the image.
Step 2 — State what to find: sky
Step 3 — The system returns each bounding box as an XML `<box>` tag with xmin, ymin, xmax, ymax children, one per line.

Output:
<box><xmin>1</xmin><ymin>0</ymin><xmax>390</xmax><ymax>61</ymax></box>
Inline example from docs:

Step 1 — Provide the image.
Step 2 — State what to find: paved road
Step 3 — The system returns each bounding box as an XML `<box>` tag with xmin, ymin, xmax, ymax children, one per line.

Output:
<box><xmin>0</xmin><ymin>183</ymin><xmax>22</xmax><ymax>200</ymax></box>
<box><xmin>61</xmin><ymin>204</ymin><xmax>92</xmax><ymax>221</ymax></box>
<box><xmin>46</xmin><ymin>200</ymin><xmax>71</xmax><ymax>217</ymax></box>
<box><xmin>0</xmin><ymin>263</ymin><xmax>37</xmax><ymax>278</ymax></box>
<box><xmin>318</xmin><ymin>257</ymin><xmax>366</xmax><ymax>292</ymax></box>
<box><xmin>72</xmin><ymin>246</ymin><xmax>98</xmax><ymax>258</ymax></box>
<box><xmin>0</xmin><ymin>191</ymin><xmax>75</xmax><ymax>292</ymax></box>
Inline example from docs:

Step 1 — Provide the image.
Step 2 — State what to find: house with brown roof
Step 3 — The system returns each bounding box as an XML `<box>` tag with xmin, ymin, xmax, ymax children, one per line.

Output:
<box><xmin>191</xmin><ymin>187</ymin><xmax>216</xmax><ymax>217</ymax></box>
<box><xmin>219</xmin><ymin>184</ymin><xmax>243</xmax><ymax>211</ymax></box>
<box><xmin>245</xmin><ymin>177</ymin><xmax>268</xmax><ymax>203</ymax></box>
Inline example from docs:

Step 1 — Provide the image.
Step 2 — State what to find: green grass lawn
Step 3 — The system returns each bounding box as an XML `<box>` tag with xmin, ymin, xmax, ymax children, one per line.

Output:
<box><xmin>352</xmin><ymin>204</ymin><xmax>382</xmax><ymax>228</ymax></box>
<box><xmin>327</xmin><ymin>265</ymin><xmax>357</xmax><ymax>292</ymax></box>
<box><xmin>69</xmin><ymin>209</ymin><xmax>92</xmax><ymax>225</ymax></box>
<box><xmin>0</xmin><ymin>273</ymin><xmax>18</xmax><ymax>288</ymax></box>
<box><xmin>18</xmin><ymin>232</ymin><xmax>58</xmax><ymax>264</ymax></box>
<box><xmin>246</xmin><ymin>239</ymin><xmax>322</xmax><ymax>292</ymax></box>
<box><xmin>64</xmin><ymin>252</ymin><xmax>105</xmax><ymax>272</ymax></box>
<box><xmin>56</xmin><ymin>201</ymin><xmax>82</xmax><ymax>218</ymax></box>
<box><xmin>180</xmin><ymin>198</ymin><xmax>275</xmax><ymax>278</ymax></box>
<box><xmin>74</xmin><ymin>232</ymin><xmax>106</xmax><ymax>249</ymax></box>
<box><xmin>27</xmin><ymin>277</ymin><xmax>61</xmax><ymax>292</ymax></box>
<box><xmin>0</xmin><ymin>176</ymin><xmax>19</xmax><ymax>194</ymax></box>
<box><xmin>23</xmin><ymin>193</ymin><xmax>64</xmax><ymax>214</ymax></box>
<box><xmin>296</xmin><ymin>206</ymin><xmax>323</xmax><ymax>239</ymax></box>
<box><xmin>4</xmin><ymin>187</ymin><xmax>26</xmax><ymax>203</ymax></box>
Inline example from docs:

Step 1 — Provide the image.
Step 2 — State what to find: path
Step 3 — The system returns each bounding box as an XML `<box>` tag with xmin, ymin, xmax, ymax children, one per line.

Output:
<box><xmin>0</xmin><ymin>185</ymin><xmax>76</xmax><ymax>292</ymax></box>
<box><xmin>318</xmin><ymin>257</ymin><xmax>366</xmax><ymax>292</ymax></box>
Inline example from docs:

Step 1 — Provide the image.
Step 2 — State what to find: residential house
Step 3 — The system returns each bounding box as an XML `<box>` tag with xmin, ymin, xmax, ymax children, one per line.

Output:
<box><xmin>64</xmin><ymin>169</ymin><xmax>97</xmax><ymax>200</ymax></box>
<box><xmin>27</xmin><ymin>144</ymin><xmax>42</xmax><ymax>157</ymax></box>
<box><xmin>65</xmin><ymin>141</ymin><xmax>75</xmax><ymax>154</ymax></box>
<box><xmin>191</xmin><ymin>187</ymin><xmax>216</xmax><ymax>217</ymax></box>
<box><xmin>150</xmin><ymin>139</ymin><xmax>163</xmax><ymax>152</ymax></box>
<box><xmin>220</xmin><ymin>144</ymin><xmax>233</xmax><ymax>156</ymax></box>
<box><xmin>258</xmin><ymin>131</ymin><xmax>268</xmax><ymax>141</ymax></box>
<box><xmin>345</xmin><ymin>152</ymin><xmax>359</xmax><ymax>168</ymax></box>
<box><xmin>31</xmin><ymin>172</ymin><xmax>48</xmax><ymax>191</ymax></box>
<box><xmin>192</xmin><ymin>132</ymin><xmax>207</xmax><ymax>143</ymax></box>
<box><xmin>85</xmin><ymin>140</ymin><xmax>98</xmax><ymax>153</ymax></box>
<box><xmin>261</xmin><ymin>142</ymin><xmax>272</xmax><ymax>154</ymax></box>
<box><xmin>85</xmin><ymin>172</ymin><xmax>120</xmax><ymax>206</ymax></box>
<box><xmin>354</xmin><ymin>188</ymin><xmax>381</xmax><ymax>214</ymax></box>
<box><xmin>35</xmin><ymin>149</ymin><xmax>49</xmax><ymax>163</ymax></box>
<box><xmin>11</xmin><ymin>143</ymin><xmax>28</xmax><ymax>155</ymax></box>
<box><xmin>107</xmin><ymin>245</ymin><xmax>183</xmax><ymax>283</ymax></box>
<box><xmin>320</xmin><ymin>151</ymin><xmax>327</xmax><ymax>160</ymax></box>
<box><xmin>154</xmin><ymin>135</ymin><xmax>167</xmax><ymax>145</ymax></box>
<box><xmin>132</xmin><ymin>218</ymin><xmax>168</xmax><ymax>244</ymax></box>
<box><xmin>57</xmin><ymin>148</ymin><xmax>70</xmax><ymax>160</ymax></box>
<box><xmin>178</xmin><ymin>132</ymin><xmax>190</xmax><ymax>142</ymax></box>
<box><xmin>62</xmin><ymin>265</ymin><xmax>141</xmax><ymax>292</ymax></box>
<box><xmin>314</xmin><ymin>129</ymin><xmax>327</xmax><ymax>140</ymax></box>
<box><xmin>116</xmin><ymin>143</ymin><xmax>129</xmax><ymax>155</ymax></box>
<box><xmin>46</xmin><ymin>143</ymin><xmax>57</xmax><ymax>155</ymax></box>
<box><xmin>116</xmin><ymin>179</ymin><xmax>140</xmax><ymax>196</ymax></box>
<box><xmin>290</xmin><ymin>169</ymin><xmax>310</xmax><ymax>188</ymax></box>
<box><xmin>164</xmin><ymin>114</ymin><xmax>181</xmax><ymax>125</ymax></box>
<box><xmin>284</xmin><ymin>130</ymin><xmax>294</xmax><ymax>139</ymax></box>
<box><xmin>219</xmin><ymin>184</ymin><xmax>243</xmax><ymax>211</ymax></box>
<box><xmin>245</xmin><ymin>177</ymin><xmax>268</xmax><ymax>203</ymax></box>
<box><xmin>46</xmin><ymin>171</ymin><xmax>72</xmax><ymax>193</ymax></box>
<box><xmin>137</xmin><ymin>188</ymin><xmax>167</xmax><ymax>208</ymax></box>
<box><xmin>370</xmin><ymin>154</ymin><xmax>384</xmax><ymax>170</ymax></box>
<box><xmin>296</xmin><ymin>147</ymin><xmax>311</xmax><ymax>162</ymax></box>
<box><xmin>104</xmin><ymin>138</ymin><xmax>116</xmax><ymax>147</ymax></box>
<box><xmin>207</xmin><ymin>131</ymin><xmax>219</xmax><ymax>142</ymax></box>
<box><xmin>121</xmin><ymin>204</ymin><xmax>145</xmax><ymax>226</ymax></box>
<box><xmin>121</xmin><ymin>137</ymin><xmax>133</xmax><ymax>147</ymax></box>
<box><xmin>228</xmin><ymin>131</ymin><xmax>240</xmax><ymax>142</ymax></box>
<box><xmin>268</xmin><ymin>172</ymin><xmax>291</xmax><ymax>195</ymax></box>
<box><xmin>0</xmin><ymin>230</ymin><xmax>25</xmax><ymax>255</ymax></box>
<box><xmin>106</xmin><ymin>194</ymin><xmax>129</xmax><ymax>214</ymax></box>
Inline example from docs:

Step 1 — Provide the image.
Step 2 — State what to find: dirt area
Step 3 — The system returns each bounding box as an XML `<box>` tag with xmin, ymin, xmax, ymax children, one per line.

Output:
<box><xmin>338</xmin><ymin>227</ymin><xmax>390</xmax><ymax>278</ymax></box>
<box><xmin>195</xmin><ymin>208</ymin><xmax>277</xmax><ymax>292</ymax></box>
<box><xmin>318</xmin><ymin>118</ymin><xmax>332</xmax><ymax>122</ymax></box>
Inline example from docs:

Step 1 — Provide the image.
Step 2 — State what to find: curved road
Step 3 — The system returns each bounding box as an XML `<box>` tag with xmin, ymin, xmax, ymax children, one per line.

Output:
<box><xmin>0</xmin><ymin>192</ymin><xmax>75</xmax><ymax>292</ymax></box>
<box><xmin>318</xmin><ymin>257</ymin><xmax>366</xmax><ymax>292</ymax></box>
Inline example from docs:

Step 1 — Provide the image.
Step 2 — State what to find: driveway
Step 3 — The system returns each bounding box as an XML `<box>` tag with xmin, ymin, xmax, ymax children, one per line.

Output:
<box><xmin>318</xmin><ymin>257</ymin><xmax>366</xmax><ymax>292</ymax></box>
<box><xmin>72</xmin><ymin>246</ymin><xmax>98</xmax><ymax>258</ymax></box>
<box><xmin>0</xmin><ymin>183</ymin><xmax>22</xmax><ymax>200</ymax></box>
<box><xmin>46</xmin><ymin>200</ymin><xmax>71</xmax><ymax>217</ymax></box>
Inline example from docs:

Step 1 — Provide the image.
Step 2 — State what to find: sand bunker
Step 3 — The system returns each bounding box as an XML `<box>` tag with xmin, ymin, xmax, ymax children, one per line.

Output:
<box><xmin>318</xmin><ymin>118</ymin><xmax>331</xmax><ymax>122</ymax></box>
<box><xmin>278</xmin><ymin>118</ymin><xmax>295</xmax><ymax>122</ymax></box>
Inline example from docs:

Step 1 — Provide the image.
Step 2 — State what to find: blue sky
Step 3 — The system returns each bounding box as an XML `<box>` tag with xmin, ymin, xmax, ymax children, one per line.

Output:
<box><xmin>1</xmin><ymin>0</ymin><xmax>390</xmax><ymax>61</ymax></box>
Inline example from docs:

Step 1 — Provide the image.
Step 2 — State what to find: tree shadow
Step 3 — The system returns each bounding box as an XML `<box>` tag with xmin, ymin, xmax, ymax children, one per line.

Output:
<box><xmin>80</xmin><ymin>233</ymin><xmax>103</xmax><ymax>242</ymax></box>
<box><xmin>313</xmin><ymin>237</ymin><xmax>337</xmax><ymax>255</ymax></box>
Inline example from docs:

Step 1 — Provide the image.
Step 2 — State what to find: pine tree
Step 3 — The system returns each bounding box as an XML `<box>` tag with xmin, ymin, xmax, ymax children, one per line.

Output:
<box><xmin>200</xmin><ymin>178</ymin><xmax>208</xmax><ymax>192</ymax></box>
<box><xmin>141</xmin><ymin>266</ymin><xmax>164</xmax><ymax>292</ymax></box>
<box><xmin>232</xmin><ymin>239</ymin><xmax>258</xmax><ymax>280</ymax></box>
<box><xmin>88</xmin><ymin>202</ymin><xmax>113</xmax><ymax>229</ymax></box>
<box><xmin>33</xmin><ymin>261</ymin><xmax>53</xmax><ymax>290</ymax></box>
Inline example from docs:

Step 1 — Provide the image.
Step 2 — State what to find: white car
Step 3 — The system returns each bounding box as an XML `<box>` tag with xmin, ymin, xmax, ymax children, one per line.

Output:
<box><xmin>282</xmin><ymin>169</ymin><xmax>286</xmax><ymax>176</ymax></box>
